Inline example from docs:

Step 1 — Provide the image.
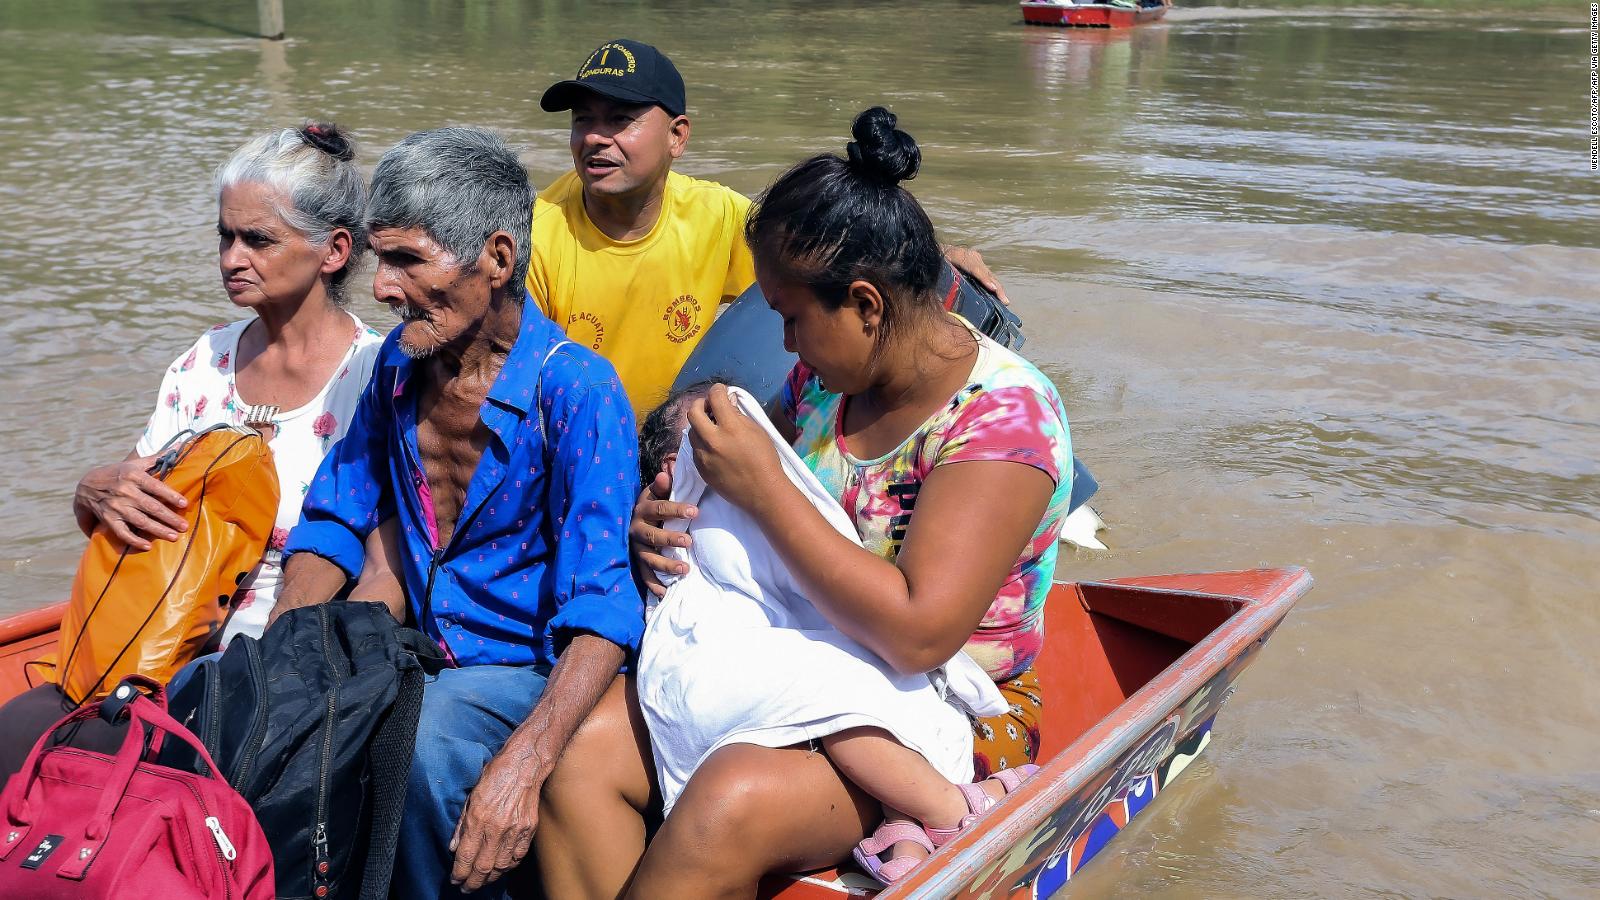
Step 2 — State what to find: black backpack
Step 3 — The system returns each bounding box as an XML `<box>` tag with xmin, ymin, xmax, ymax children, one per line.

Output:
<box><xmin>164</xmin><ymin>601</ymin><xmax>445</xmax><ymax>900</ymax></box>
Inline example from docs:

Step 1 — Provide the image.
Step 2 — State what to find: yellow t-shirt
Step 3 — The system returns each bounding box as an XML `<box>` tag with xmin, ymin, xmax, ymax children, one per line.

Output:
<box><xmin>527</xmin><ymin>170</ymin><xmax>756</xmax><ymax>421</ymax></box>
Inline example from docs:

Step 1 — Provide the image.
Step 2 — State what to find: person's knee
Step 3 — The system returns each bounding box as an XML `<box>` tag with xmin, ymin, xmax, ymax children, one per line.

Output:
<box><xmin>416</xmin><ymin>667</ymin><xmax>546</xmax><ymax>743</ymax></box>
<box><xmin>651</xmin><ymin>776</ymin><xmax>781</xmax><ymax>894</ymax></box>
<box><xmin>543</xmin><ymin>679</ymin><xmax>632</xmax><ymax>808</ymax></box>
<box><xmin>407</xmin><ymin>730</ymin><xmax>472</xmax><ymax>811</ymax></box>
<box><xmin>408</xmin><ymin>671</ymin><xmax>529</xmax><ymax>817</ymax></box>
<box><xmin>410</xmin><ymin>708</ymin><xmax>480</xmax><ymax>804</ymax></box>
<box><xmin>667</xmin><ymin>751</ymin><xmax>780</xmax><ymax>857</ymax></box>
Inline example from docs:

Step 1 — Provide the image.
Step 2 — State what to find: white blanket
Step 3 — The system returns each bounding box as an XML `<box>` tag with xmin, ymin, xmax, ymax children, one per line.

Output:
<box><xmin>637</xmin><ymin>386</ymin><xmax>1006</xmax><ymax>814</ymax></box>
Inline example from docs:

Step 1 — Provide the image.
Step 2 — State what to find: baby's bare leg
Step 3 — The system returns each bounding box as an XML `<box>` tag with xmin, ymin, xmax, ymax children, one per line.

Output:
<box><xmin>819</xmin><ymin>726</ymin><xmax>968</xmax><ymax>830</ymax></box>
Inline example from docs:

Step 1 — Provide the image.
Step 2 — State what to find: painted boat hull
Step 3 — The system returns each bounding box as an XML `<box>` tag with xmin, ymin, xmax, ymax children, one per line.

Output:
<box><xmin>761</xmin><ymin>567</ymin><xmax>1309</xmax><ymax>898</ymax></box>
<box><xmin>1020</xmin><ymin>1</ymin><xmax>1169</xmax><ymax>29</ymax></box>
<box><xmin>0</xmin><ymin>568</ymin><xmax>1308</xmax><ymax>898</ymax></box>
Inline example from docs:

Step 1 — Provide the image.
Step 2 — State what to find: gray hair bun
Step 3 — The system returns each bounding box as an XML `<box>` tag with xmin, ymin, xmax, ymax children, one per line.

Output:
<box><xmin>215</xmin><ymin>124</ymin><xmax>368</xmax><ymax>304</ymax></box>
<box><xmin>299</xmin><ymin>122</ymin><xmax>356</xmax><ymax>162</ymax></box>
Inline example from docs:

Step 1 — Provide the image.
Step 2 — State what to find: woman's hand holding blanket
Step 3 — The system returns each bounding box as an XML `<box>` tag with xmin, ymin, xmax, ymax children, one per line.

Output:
<box><xmin>684</xmin><ymin>384</ymin><xmax>791</xmax><ymax>514</ymax></box>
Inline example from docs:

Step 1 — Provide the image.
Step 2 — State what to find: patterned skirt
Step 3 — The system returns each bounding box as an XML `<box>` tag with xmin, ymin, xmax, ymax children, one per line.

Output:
<box><xmin>971</xmin><ymin>666</ymin><xmax>1042</xmax><ymax>780</ymax></box>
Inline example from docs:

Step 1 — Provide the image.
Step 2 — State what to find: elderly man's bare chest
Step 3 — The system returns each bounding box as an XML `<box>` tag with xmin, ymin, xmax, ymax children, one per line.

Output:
<box><xmin>415</xmin><ymin>375</ymin><xmax>495</xmax><ymax>548</ymax></box>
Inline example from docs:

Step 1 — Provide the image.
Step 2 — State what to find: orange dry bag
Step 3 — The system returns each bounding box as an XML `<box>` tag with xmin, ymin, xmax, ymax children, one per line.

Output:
<box><xmin>35</xmin><ymin>425</ymin><xmax>279</xmax><ymax>704</ymax></box>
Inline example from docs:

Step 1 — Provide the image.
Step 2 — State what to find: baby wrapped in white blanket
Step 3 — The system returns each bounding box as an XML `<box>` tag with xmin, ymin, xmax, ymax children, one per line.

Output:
<box><xmin>636</xmin><ymin>385</ymin><xmax>1006</xmax><ymax>814</ymax></box>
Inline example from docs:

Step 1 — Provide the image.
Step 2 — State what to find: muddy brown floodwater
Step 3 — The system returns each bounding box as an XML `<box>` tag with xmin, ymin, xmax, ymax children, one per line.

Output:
<box><xmin>1</xmin><ymin>0</ymin><xmax>1596</xmax><ymax>895</ymax></box>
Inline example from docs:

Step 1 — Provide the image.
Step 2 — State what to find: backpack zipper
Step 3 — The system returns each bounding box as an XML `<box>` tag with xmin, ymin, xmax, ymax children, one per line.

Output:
<box><xmin>229</xmin><ymin>639</ymin><xmax>268</xmax><ymax>789</ymax></box>
<box><xmin>51</xmin><ymin>748</ymin><xmax>238</xmax><ymax>900</ymax></box>
<box><xmin>311</xmin><ymin>603</ymin><xmax>340</xmax><ymax>896</ymax></box>
<box><xmin>313</xmin><ymin>821</ymin><xmax>331</xmax><ymax>893</ymax></box>
<box><xmin>172</xmin><ymin>779</ymin><xmax>235</xmax><ymax>900</ymax></box>
<box><xmin>204</xmin><ymin>660</ymin><xmax>222</xmax><ymax>754</ymax></box>
<box><xmin>205</xmin><ymin>817</ymin><xmax>237</xmax><ymax>860</ymax></box>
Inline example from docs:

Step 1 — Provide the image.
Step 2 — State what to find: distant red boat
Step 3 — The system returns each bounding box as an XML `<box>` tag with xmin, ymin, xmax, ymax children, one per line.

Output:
<box><xmin>1021</xmin><ymin>0</ymin><xmax>1170</xmax><ymax>28</ymax></box>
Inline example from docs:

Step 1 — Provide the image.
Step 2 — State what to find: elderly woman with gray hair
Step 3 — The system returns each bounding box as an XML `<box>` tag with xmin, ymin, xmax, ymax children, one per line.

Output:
<box><xmin>72</xmin><ymin>121</ymin><xmax>388</xmax><ymax>644</ymax></box>
<box><xmin>0</xmin><ymin>122</ymin><xmax>388</xmax><ymax>779</ymax></box>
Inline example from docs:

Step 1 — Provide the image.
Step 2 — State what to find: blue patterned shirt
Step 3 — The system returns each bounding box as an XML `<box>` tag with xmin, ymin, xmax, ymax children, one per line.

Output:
<box><xmin>284</xmin><ymin>310</ymin><xmax>643</xmax><ymax>667</ymax></box>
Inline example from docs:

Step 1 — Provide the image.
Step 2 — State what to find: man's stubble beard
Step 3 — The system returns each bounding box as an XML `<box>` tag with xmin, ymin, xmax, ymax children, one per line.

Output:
<box><xmin>397</xmin><ymin>340</ymin><xmax>437</xmax><ymax>360</ymax></box>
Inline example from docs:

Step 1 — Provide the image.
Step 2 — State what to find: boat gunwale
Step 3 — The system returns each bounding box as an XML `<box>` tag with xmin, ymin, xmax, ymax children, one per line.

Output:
<box><xmin>882</xmin><ymin>566</ymin><xmax>1312</xmax><ymax>898</ymax></box>
<box><xmin>1018</xmin><ymin>1</ymin><xmax>1161</xmax><ymax>7</ymax></box>
<box><xmin>0</xmin><ymin>600</ymin><xmax>66</xmax><ymax>646</ymax></box>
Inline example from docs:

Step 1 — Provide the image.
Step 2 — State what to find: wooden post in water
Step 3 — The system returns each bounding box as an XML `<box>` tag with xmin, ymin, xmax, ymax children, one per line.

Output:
<box><xmin>257</xmin><ymin>0</ymin><xmax>285</xmax><ymax>40</ymax></box>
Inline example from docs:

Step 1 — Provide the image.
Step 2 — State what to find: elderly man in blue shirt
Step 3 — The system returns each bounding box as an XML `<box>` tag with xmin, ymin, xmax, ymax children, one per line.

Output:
<box><xmin>275</xmin><ymin>127</ymin><xmax>642</xmax><ymax>899</ymax></box>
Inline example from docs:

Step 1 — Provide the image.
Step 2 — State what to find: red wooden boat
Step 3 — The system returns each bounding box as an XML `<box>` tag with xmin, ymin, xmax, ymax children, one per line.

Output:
<box><xmin>0</xmin><ymin>602</ymin><xmax>61</xmax><ymax>701</ymax></box>
<box><xmin>0</xmin><ymin>566</ymin><xmax>1308</xmax><ymax>897</ymax></box>
<box><xmin>1021</xmin><ymin>0</ymin><xmax>1170</xmax><ymax>29</ymax></box>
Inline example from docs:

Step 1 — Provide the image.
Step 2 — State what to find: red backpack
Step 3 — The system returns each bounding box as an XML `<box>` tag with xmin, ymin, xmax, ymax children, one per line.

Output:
<box><xmin>0</xmin><ymin>676</ymin><xmax>273</xmax><ymax>899</ymax></box>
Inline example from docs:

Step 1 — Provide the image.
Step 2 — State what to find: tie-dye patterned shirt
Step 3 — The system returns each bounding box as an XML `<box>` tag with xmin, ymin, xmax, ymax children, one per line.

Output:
<box><xmin>780</xmin><ymin>333</ymin><xmax>1072</xmax><ymax>681</ymax></box>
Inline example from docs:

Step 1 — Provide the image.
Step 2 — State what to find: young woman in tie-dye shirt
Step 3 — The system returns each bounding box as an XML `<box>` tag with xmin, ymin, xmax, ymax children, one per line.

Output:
<box><xmin>555</xmin><ymin>108</ymin><xmax>1074</xmax><ymax>897</ymax></box>
<box><xmin>780</xmin><ymin>337</ymin><xmax>1072</xmax><ymax>684</ymax></box>
<box><xmin>776</xmin><ymin>325</ymin><xmax>1070</xmax><ymax>787</ymax></box>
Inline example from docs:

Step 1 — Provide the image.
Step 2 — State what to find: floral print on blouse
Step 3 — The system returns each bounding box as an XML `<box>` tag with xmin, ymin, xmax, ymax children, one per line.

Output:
<box><xmin>780</xmin><ymin>331</ymin><xmax>1073</xmax><ymax>681</ymax></box>
<box><xmin>135</xmin><ymin>312</ymin><xmax>384</xmax><ymax>645</ymax></box>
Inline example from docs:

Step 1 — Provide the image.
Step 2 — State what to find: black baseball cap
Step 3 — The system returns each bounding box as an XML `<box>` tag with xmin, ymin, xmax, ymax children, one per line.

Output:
<box><xmin>540</xmin><ymin>39</ymin><xmax>687</xmax><ymax>117</ymax></box>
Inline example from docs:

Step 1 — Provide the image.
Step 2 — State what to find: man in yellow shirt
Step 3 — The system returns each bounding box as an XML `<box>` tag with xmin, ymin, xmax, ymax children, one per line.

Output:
<box><xmin>529</xmin><ymin>39</ymin><xmax>753</xmax><ymax>421</ymax></box>
<box><xmin>530</xmin><ymin>38</ymin><xmax>1008</xmax><ymax>421</ymax></box>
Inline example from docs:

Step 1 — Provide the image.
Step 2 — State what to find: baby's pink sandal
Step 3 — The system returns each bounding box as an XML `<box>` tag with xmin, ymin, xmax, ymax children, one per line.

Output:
<box><xmin>925</xmin><ymin>764</ymin><xmax>1042</xmax><ymax>848</ymax></box>
<box><xmin>852</xmin><ymin>819</ymin><xmax>935</xmax><ymax>886</ymax></box>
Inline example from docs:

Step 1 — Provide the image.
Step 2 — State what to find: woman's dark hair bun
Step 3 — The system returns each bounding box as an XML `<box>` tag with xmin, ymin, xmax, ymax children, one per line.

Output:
<box><xmin>300</xmin><ymin>121</ymin><xmax>355</xmax><ymax>162</ymax></box>
<box><xmin>845</xmin><ymin>106</ymin><xmax>920</xmax><ymax>186</ymax></box>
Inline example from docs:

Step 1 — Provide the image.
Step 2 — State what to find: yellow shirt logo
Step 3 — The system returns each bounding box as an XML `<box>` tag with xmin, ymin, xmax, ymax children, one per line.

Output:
<box><xmin>663</xmin><ymin>294</ymin><xmax>703</xmax><ymax>344</ymax></box>
<box><xmin>566</xmin><ymin>311</ymin><xmax>606</xmax><ymax>350</ymax></box>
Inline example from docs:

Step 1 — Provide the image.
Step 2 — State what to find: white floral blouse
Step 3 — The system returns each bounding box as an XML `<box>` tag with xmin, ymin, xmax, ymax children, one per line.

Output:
<box><xmin>135</xmin><ymin>312</ymin><xmax>385</xmax><ymax>644</ymax></box>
